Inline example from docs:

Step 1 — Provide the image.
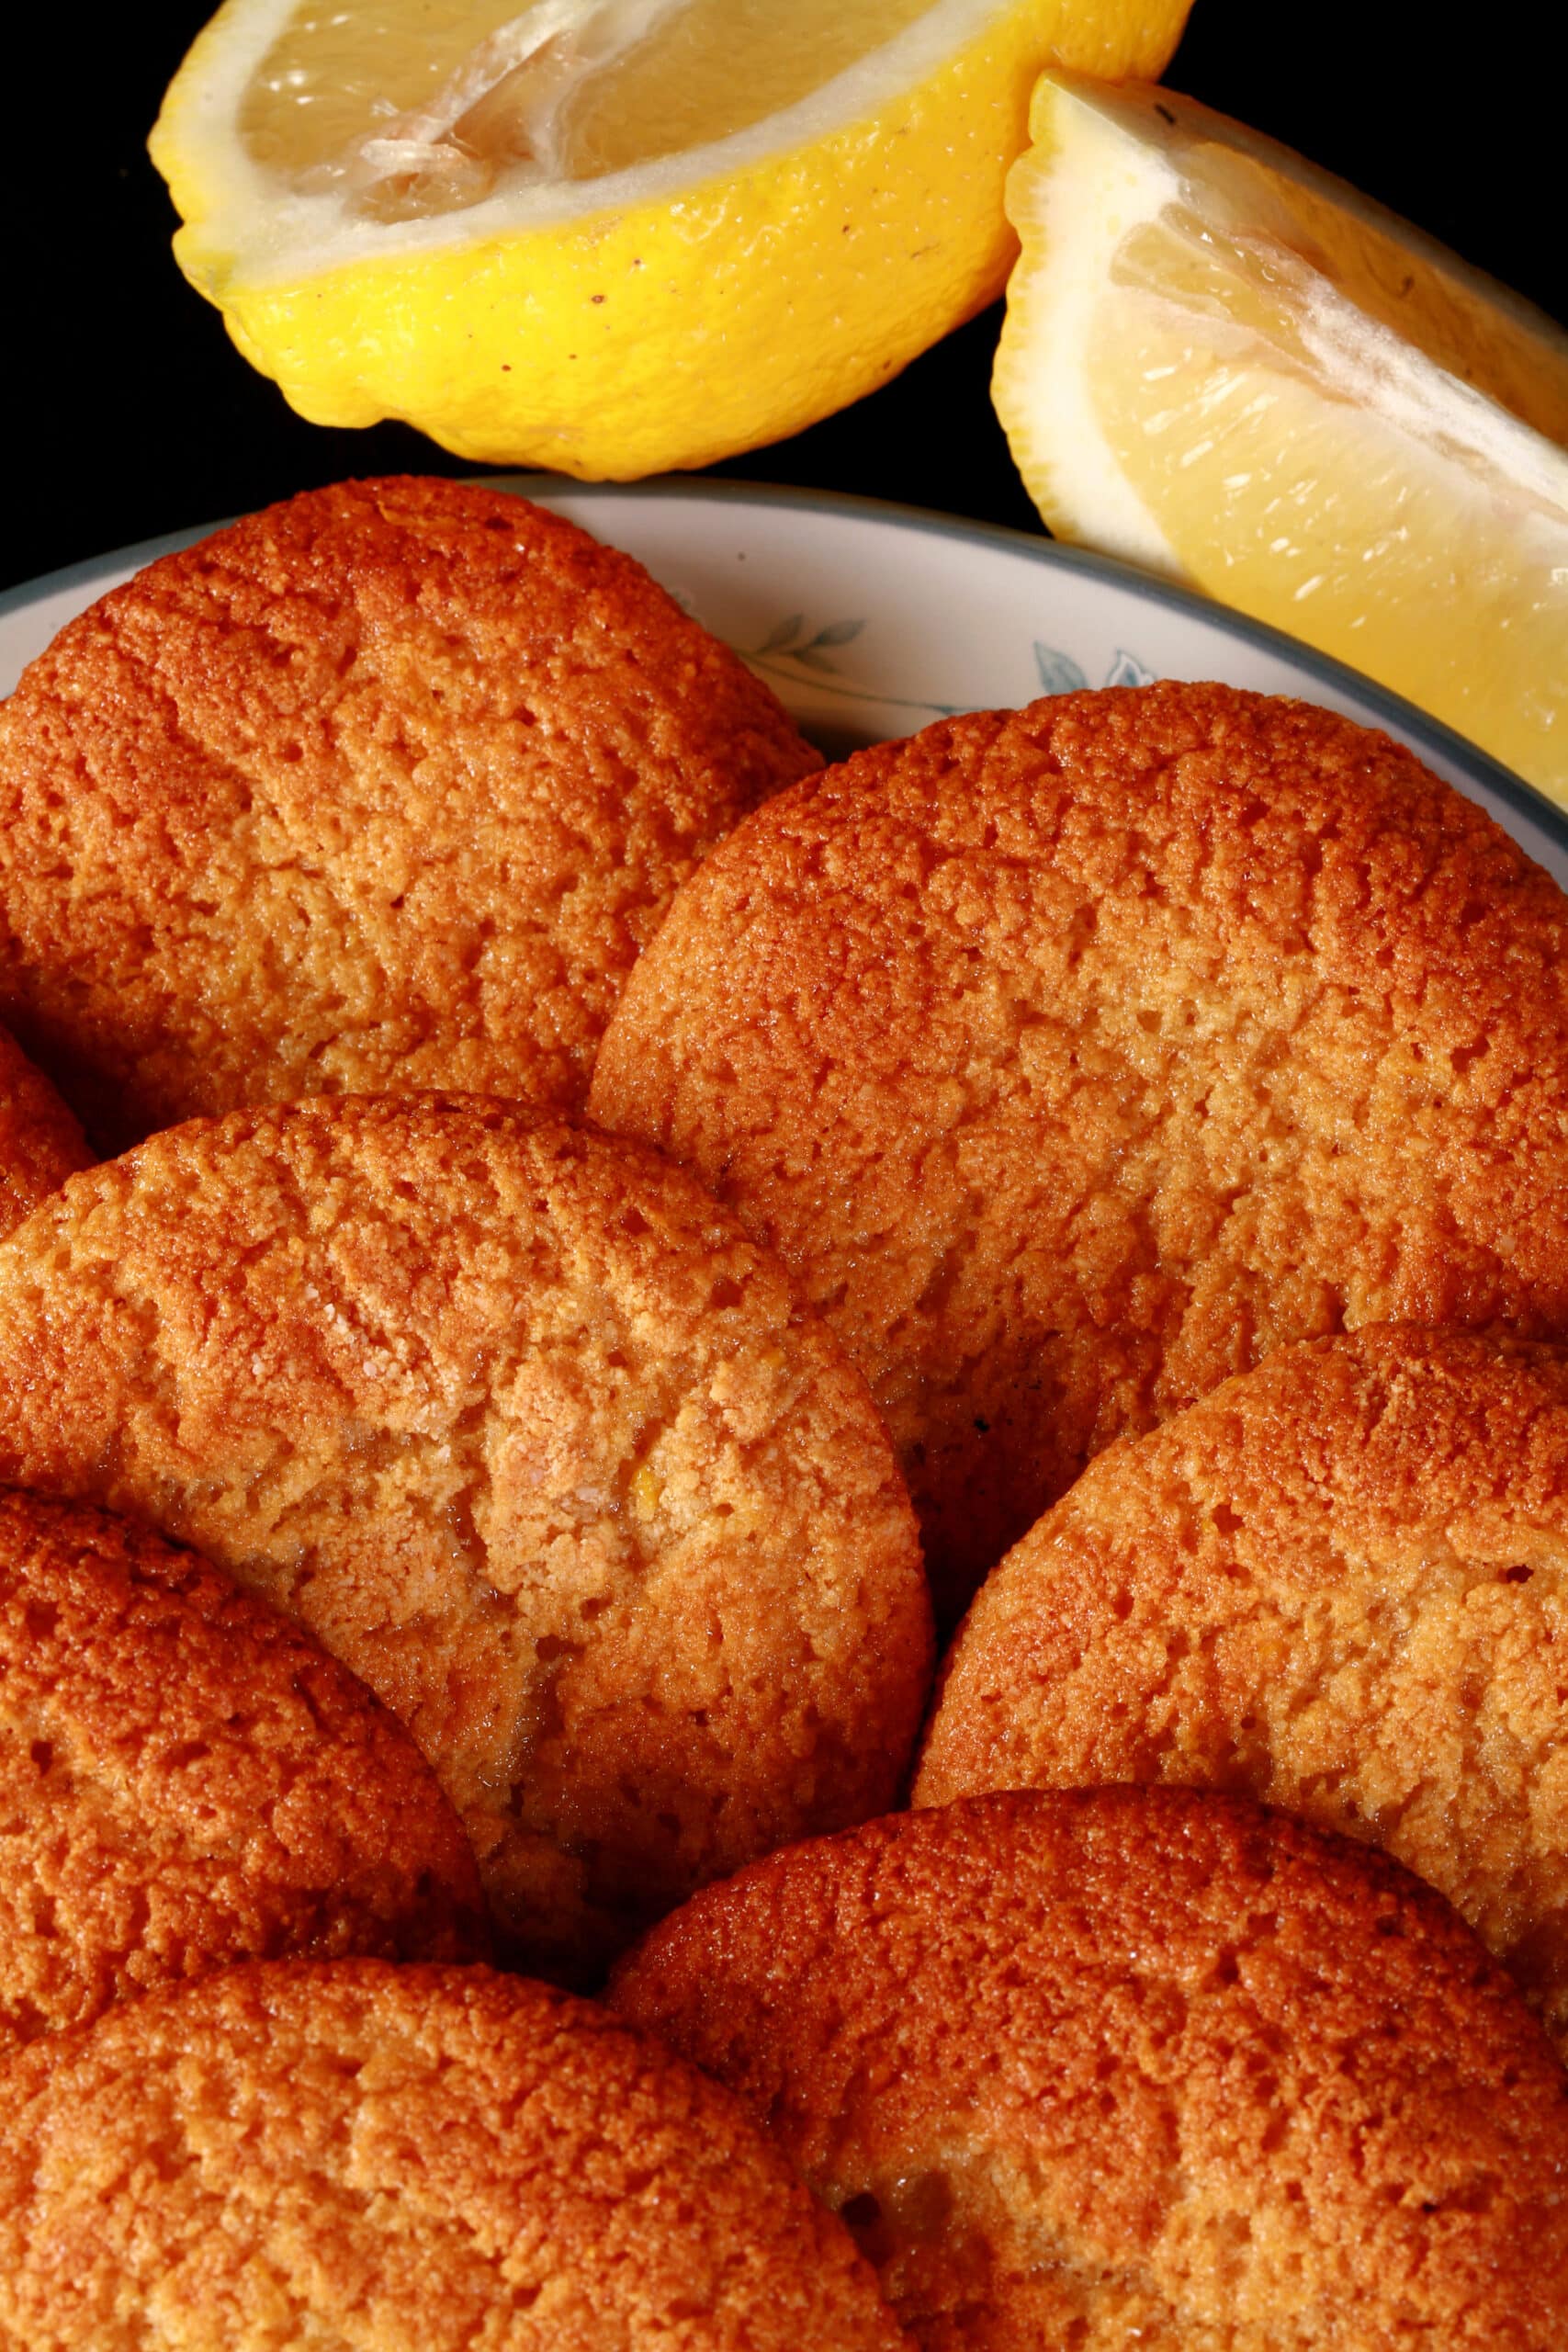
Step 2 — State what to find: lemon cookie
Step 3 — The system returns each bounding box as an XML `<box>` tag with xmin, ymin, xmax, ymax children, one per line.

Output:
<box><xmin>0</xmin><ymin>476</ymin><xmax>818</xmax><ymax>1150</ymax></box>
<box><xmin>0</xmin><ymin>1487</ymin><xmax>488</xmax><ymax>2050</ymax></box>
<box><xmin>613</xmin><ymin>1787</ymin><xmax>1568</xmax><ymax>2350</ymax></box>
<box><xmin>592</xmin><ymin>684</ymin><xmax>1568</xmax><ymax>1621</ymax></box>
<box><xmin>0</xmin><ymin>1021</ymin><xmax>90</xmax><ymax>1237</ymax></box>
<box><xmin>0</xmin><ymin>1959</ymin><xmax>909</xmax><ymax>2351</ymax></box>
<box><xmin>917</xmin><ymin>1326</ymin><xmax>1568</xmax><ymax>2050</ymax></box>
<box><xmin>0</xmin><ymin>1096</ymin><xmax>931</xmax><ymax>1979</ymax></box>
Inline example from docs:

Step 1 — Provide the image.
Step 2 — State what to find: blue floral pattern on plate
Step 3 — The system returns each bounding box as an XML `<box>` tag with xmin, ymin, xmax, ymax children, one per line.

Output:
<box><xmin>747</xmin><ymin>617</ymin><xmax>1159</xmax><ymax>721</ymax></box>
<box><xmin>1034</xmin><ymin>641</ymin><xmax>1157</xmax><ymax>695</ymax></box>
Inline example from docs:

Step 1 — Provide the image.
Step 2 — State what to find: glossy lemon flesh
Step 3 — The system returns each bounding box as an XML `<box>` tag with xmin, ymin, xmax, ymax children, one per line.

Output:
<box><xmin>996</xmin><ymin>74</ymin><xmax>1568</xmax><ymax>801</ymax></box>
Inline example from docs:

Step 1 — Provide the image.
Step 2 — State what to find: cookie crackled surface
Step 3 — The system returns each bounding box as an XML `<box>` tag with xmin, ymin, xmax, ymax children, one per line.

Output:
<box><xmin>0</xmin><ymin>475</ymin><xmax>819</xmax><ymax>1150</ymax></box>
<box><xmin>591</xmin><ymin>682</ymin><xmax>1568</xmax><ymax>1619</ymax></box>
<box><xmin>918</xmin><ymin>1325</ymin><xmax>1568</xmax><ymax>2050</ymax></box>
<box><xmin>0</xmin><ymin>1487</ymin><xmax>488</xmax><ymax>2050</ymax></box>
<box><xmin>0</xmin><ymin>1960</ymin><xmax>911</xmax><ymax>2350</ymax></box>
<box><xmin>0</xmin><ymin>1095</ymin><xmax>931</xmax><ymax>1979</ymax></box>
<box><xmin>612</xmin><ymin>1787</ymin><xmax>1568</xmax><ymax>2349</ymax></box>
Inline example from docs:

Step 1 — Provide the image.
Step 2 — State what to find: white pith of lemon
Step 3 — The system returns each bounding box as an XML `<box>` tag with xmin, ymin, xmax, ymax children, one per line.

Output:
<box><xmin>994</xmin><ymin>72</ymin><xmax>1568</xmax><ymax>803</ymax></box>
<box><xmin>149</xmin><ymin>0</ymin><xmax>1190</xmax><ymax>479</ymax></box>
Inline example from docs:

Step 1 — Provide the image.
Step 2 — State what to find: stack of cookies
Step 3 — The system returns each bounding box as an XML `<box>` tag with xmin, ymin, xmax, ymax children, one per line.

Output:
<box><xmin>3</xmin><ymin>475</ymin><xmax>1568</xmax><ymax>2349</ymax></box>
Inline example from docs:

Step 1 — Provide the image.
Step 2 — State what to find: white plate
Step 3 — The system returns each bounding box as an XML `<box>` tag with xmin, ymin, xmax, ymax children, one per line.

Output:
<box><xmin>5</xmin><ymin>476</ymin><xmax>1564</xmax><ymax>890</ymax></box>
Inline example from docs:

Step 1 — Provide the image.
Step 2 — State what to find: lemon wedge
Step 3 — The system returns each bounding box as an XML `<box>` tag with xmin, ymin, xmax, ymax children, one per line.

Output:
<box><xmin>995</xmin><ymin>73</ymin><xmax>1568</xmax><ymax>802</ymax></box>
<box><xmin>151</xmin><ymin>0</ymin><xmax>1190</xmax><ymax>480</ymax></box>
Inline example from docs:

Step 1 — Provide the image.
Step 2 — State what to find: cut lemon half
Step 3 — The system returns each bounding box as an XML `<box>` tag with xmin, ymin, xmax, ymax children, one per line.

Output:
<box><xmin>995</xmin><ymin>74</ymin><xmax>1568</xmax><ymax>802</ymax></box>
<box><xmin>150</xmin><ymin>0</ymin><xmax>1190</xmax><ymax>480</ymax></box>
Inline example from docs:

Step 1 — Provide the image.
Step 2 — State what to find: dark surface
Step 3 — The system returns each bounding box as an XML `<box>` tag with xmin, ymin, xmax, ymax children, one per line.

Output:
<box><xmin>4</xmin><ymin>2</ymin><xmax>1564</xmax><ymax>594</ymax></box>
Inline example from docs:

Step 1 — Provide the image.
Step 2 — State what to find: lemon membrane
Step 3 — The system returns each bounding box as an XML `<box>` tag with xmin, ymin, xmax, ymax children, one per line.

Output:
<box><xmin>995</xmin><ymin>74</ymin><xmax>1568</xmax><ymax>800</ymax></box>
<box><xmin>241</xmin><ymin>0</ymin><xmax>936</xmax><ymax>196</ymax></box>
<box><xmin>151</xmin><ymin>0</ymin><xmax>1191</xmax><ymax>475</ymax></box>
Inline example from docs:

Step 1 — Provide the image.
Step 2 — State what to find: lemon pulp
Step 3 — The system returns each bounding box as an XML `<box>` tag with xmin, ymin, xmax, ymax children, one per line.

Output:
<box><xmin>243</xmin><ymin>0</ymin><xmax>934</xmax><ymax>194</ymax></box>
<box><xmin>996</xmin><ymin>74</ymin><xmax>1568</xmax><ymax>801</ymax></box>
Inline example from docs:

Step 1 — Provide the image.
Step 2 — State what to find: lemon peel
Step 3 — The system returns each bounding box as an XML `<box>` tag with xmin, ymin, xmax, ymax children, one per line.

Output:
<box><xmin>150</xmin><ymin>0</ymin><xmax>1190</xmax><ymax>478</ymax></box>
<box><xmin>994</xmin><ymin>73</ymin><xmax>1568</xmax><ymax>802</ymax></box>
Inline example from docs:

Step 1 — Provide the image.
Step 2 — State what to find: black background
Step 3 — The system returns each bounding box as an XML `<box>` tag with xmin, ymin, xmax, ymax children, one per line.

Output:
<box><xmin>6</xmin><ymin>0</ymin><xmax>1564</xmax><ymax>594</ymax></box>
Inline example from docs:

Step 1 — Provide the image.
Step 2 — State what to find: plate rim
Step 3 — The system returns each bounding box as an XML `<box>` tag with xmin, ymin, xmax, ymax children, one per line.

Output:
<box><xmin>5</xmin><ymin>471</ymin><xmax>1562</xmax><ymax>859</ymax></box>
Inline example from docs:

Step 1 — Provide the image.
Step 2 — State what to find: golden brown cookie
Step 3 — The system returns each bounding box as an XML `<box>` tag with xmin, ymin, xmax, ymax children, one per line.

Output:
<box><xmin>0</xmin><ymin>1096</ymin><xmax>931</xmax><ymax>1981</ymax></box>
<box><xmin>0</xmin><ymin>1958</ymin><xmax>910</xmax><ymax>2352</ymax></box>
<box><xmin>612</xmin><ymin>1787</ymin><xmax>1568</xmax><ymax>2350</ymax></box>
<box><xmin>0</xmin><ymin>1487</ymin><xmax>488</xmax><ymax>2052</ymax></box>
<box><xmin>916</xmin><ymin>1326</ymin><xmax>1568</xmax><ymax>2052</ymax></box>
<box><xmin>0</xmin><ymin>476</ymin><xmax>819</xmax><ymax>1151</ymax></box>
<box><xmin>0</xmin><ymin>1019</ymin><xmax>91</xmax><ymax>1237</ymax></box>
<box><xmin>591</xmin><ymin>683</ymin><xmax>1568</xmax><ymax>1624</ymax></box>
